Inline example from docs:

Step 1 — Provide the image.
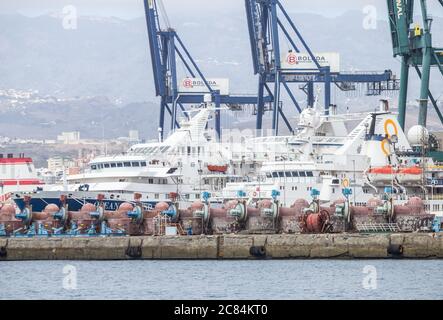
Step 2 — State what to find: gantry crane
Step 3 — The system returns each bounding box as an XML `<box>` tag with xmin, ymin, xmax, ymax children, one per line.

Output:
<box><xmin>387</xmin><ymin>0</ymin><xmax>443</xmax><ymax>129</ymax></box>
<box><xmin>245</xmin><ymin>0</ymin><xmax>400</xmax><ymax>134</ymax></box>
<box><xmin>144</xmin><ymin>0</ymin><xmax>271</xmax><ymax>141</ymax></box>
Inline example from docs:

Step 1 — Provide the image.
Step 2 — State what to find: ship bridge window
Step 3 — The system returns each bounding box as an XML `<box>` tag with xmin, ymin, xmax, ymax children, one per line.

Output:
<box><xmin>98</xmin><ymin>164</ymin><xmax>104</xmax><ymax>169</ymax></box>
<box><xmin>124</xmin><ymin>162</ymin><xmax>131</xmax><ymax>167</ymax></box>
<box><xmin>292</xmin><ymin>171</ymin><xmax>299</xmax><ymax>177</ymax></box>
<box><xmin>141</xmin><ymin>161</ymin><xmax>147</xmax><ymax>167</ymax></box>
<box><xmin>266</xmin><ymin>173</ymin><xmax>272</xmax><ymax>178</ymax></box>
<box><xmin>306</xmin><ymin>171</ymin><xmax>314</xmax><ymax>177</ymax></box>
<box><xmin>110</xmin><ymin>163</ymin><xmax>116</xmax><ymax>168</ymax></box>
<box><xmin>272</xmin><ymin>172</ymin><xmax>278</xmax><ymax>178</ymax></box>
<box><xmin>91</xmin><ymin>165</ymin><xmax>97</xmax><ymax>170</ymax></box>
<box><xmin>104</xmin><ymin>163</ymin><xmax>110</xmax><ymax>168</ymax></box>
<box><xmin>117</xmin><ymin>163</ymin><xmax>123</xmax><ymax>168</ymax></box>
<box><xmin>278</xmin><ymin>172</ymin><xmax>284</xmax><ymax>178</ymax></box>
<box><xmin>299</xmin><ymin>171</ymin><xmax>306</xmax><ymax>177</ymax></box>
<box><xmin>132</xmin><ymin>162</ymin><xmax>140</xmax><ymax>167</ymax></box>
<box><xmin>285</xmin><ymin>172</ymin><xmax>292</xmax><ymax>177</ymax></box>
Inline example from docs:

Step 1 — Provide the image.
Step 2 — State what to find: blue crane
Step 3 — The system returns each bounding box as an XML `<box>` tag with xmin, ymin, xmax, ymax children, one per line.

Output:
<box><xmin>387</xmin><ymin>0</ymin><xmax>443</xmax><ymax>129</ymax></box>
<box><xmin>245</xmin><ymin>0</ymin><xmax>400</xmax><ymax>134</ymax></box>
<box><xmin>144</xmin><ymin>0</ymin><xmax>271</xmax><ymax>141</ymax></box>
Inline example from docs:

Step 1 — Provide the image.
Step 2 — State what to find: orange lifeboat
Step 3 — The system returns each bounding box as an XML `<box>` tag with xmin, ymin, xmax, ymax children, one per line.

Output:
<box><xmin>398</xmin><ymin>167</ymin><xmax>422</xmax><ymax>175</ymax></box>
<box><xmin>397</xmin><ymin>166</ymin><xmax>423</xmax><ymax>184</ymax></box>
<box><xmin>368</xmin><ymin>166</ymin><xmax>396</xmax><ymax>174</ymax></box>
<box><xmin>207</xmin><ymin>165</ymin><xmax>228</xmax><ymax>173</ymax></box>
<box><xmin>366</xmin><ymin>166</ymin><xmax>396</xmax><ymax>183</ymax></box>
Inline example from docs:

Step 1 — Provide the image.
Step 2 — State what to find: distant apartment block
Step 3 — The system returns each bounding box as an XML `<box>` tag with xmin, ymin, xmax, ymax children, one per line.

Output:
<box><xmin>57</xmin><ymin>131</ymin><xmax>81</xmax><ymax>144</ymax></box>
<box><xmin>47</xmin><ymin>156</ymin><xmax>75</xmax><ymax>173</ymax></box>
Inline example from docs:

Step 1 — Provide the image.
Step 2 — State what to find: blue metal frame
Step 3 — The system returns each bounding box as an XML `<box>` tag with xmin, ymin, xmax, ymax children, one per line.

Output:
<box><xmin>245</xmin><ymin>0</ymin><xmax>399</xmax><ymax>134</ymax></box>
<box><xmin>144</xmin><ymin>0</ymin><xmax>271</xmax><ymax>141</ymax></box>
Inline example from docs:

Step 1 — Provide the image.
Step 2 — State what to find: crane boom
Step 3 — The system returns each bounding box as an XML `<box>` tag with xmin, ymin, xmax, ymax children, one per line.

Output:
<box><xmin>386</xmin><ymin>0</ymin><xmax>443</xmax><ymax>128</ymax></box>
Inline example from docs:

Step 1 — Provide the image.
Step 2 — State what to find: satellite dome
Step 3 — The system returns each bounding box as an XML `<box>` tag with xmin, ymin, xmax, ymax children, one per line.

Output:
<box><xmin>407</xmin><ymin>125</ymin><xmax>429</xmax><ymax>146</ymax></box>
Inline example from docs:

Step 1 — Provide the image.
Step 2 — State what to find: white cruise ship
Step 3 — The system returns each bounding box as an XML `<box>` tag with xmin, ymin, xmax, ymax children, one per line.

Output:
<box><xmin>17</xmin><ymin>105</ymin><xmax>253</xmax><ymax>211</ymax></box>
<box><xmin>221</xmin><ymin>103</ymin><xmax>443</xmax><ymax>215</ymax></box>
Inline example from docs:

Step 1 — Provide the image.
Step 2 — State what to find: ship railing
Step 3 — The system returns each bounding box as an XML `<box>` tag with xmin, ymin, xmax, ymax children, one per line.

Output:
<box><xmin>356</xmin><ymin>222</ymin><xmax>400</xmax><ymax>233</ymax></box>
<box><xmin>425</xmin><ymin>195</ymin><xmax>443</xmax><ymax>201</ymax></box>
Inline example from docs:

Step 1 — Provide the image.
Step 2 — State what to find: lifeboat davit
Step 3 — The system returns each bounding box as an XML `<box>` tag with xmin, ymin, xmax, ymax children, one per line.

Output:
<box><xmin>207</xmin><ymin>164</ymin><xmax>228</xmax><ymax>173</ymax></box>
<box><xmin>366</xmin><ymin>166</ymin><xmax>396</xmax><ymax>183</ymax></box>
<box><xmin>397</xmin><ymin>166</ymin><xmax>422</xmax><ymax>184</ymax></box>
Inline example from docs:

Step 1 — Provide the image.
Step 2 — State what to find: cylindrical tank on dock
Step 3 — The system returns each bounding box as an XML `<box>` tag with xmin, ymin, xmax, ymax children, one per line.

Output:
<box><xmin>394</xmin><ymin>197</ymin><xmax>434</xmax><ymax>232</ymax></box>
<box><xmin>246</xmin><ymin>200</ymin><xmax>278</xmax><ymax>234</ymax></box>
<box><xmin>0</xmin><ymin>204</ymin><xmax>22</xmax><ymax>236</ymax></box>
<box><xmin>278</xmin><ymin>199</ymin><xmax>309</xmax><ymax>233</ymax></box>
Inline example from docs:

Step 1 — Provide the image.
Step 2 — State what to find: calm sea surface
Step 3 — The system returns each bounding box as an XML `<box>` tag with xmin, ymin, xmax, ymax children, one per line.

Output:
<box><xmin>0</xmin><ymin>260</ymin><xmax>442</xmax><ymax>300</ymax></box>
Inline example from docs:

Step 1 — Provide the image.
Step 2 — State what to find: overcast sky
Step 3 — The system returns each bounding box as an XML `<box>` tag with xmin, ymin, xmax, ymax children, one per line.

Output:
<box><xmin>1</xmin><ymin>0</ymin><xmax>441</xmax><ymax>19</ymax></box>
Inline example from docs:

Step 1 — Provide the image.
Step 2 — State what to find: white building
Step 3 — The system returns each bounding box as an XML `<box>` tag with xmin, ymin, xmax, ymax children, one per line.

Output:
<box><xmin>57</xmin><ymin>131</ymin><xmax>80</xmax><ymax>144</ymax></box>
<box><xmin>129</xmin><ymin>130</ymin><xmax>140</xmax><ymax>142</ymax></box>
<box><xmin>47</xmin><ymin>156</ymin><xmax>75</xmax><ymax>173</ymax></box>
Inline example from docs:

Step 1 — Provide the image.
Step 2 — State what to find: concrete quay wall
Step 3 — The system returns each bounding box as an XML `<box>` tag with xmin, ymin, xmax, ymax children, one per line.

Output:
<box><xmin>0</xmin><ymin>233</ymin><xmax>442</xmax><ymax>261</ymax></box>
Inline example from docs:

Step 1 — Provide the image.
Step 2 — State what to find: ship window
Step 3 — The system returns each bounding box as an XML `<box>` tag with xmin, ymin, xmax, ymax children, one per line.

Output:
<box><xmin>141</xmin><ymin>161</ymin><xmax>147</xmax><ymax>167</ymax></box>
<box><xmin>266</xmin><ymin>173</ymin><xmax>272</xmax><ymax>178</ymax></box>
<box><xmin>99</xmin><ymin>164</ymin><xmax>104</xmax><ymax>169</ymax></box>
<box><xmin>104</xmin><ymin>163</ymin><xmax>110</xmax><ymax>168</ymax></box>
<box><xmin>110</xmin><ymin>163</ymin><xmax>116</xmax><ymax>168</ymax></box>
<box><xmin>117</xmin><ymin>163</ymin><xmax>123</xmax><ymax>168</ymax></box>
<box><xmin>272</xmin><ymin>172</ymin><xmax>278</xmax><ymax>178</ymax></box>
<box><xmin>278</xmin><ymin>172</ymin><xmax>284</xmax><ymax>177</ymax></box>
<box><xmin>292</xmin><ymin>171</ymin><xmax>299</xmax><ymax>177</ymax></box>
<box><xmin>91</xmin><ymin>165</ymin><xmax>97</xmax><ymax>170</ymax></box>
<box><xmin>285</xmin><ymin>172</ymin><xmax>291</xmax><ymax>177</ymax></box>
<box><xmin>306</xmin><ymin>171</ymin><xmax>314</xmax><ymax>177</ymax></box>
<box><xmin>124</xmin><ymin>162</ymin><xmax>131</xmax><ymax>167</ymax></box>
<box><xmin>155</xmin><ymin>193</ymin><xmax>159</xmax><ymax>199</ymax></box>
<box><xmin>299</xmin><ymin>171</ymin><xmax>307</xmax><ymax>177</ymax></box>
<box><xmin>132</xmin><ymin>162</ymin><xmax>140</xmax><ymax>167</ymax></box>
<box><xmin>148</xmin><ymin>179</ymin><xmax>153</xmax><ymax>184</ymax></box>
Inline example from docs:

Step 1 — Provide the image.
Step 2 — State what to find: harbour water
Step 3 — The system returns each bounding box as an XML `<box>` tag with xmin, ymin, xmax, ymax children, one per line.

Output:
<box><xmin>1</xmin><ymin>260</ymin><xmax>442</xmax><ymax>300</ymax></box>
